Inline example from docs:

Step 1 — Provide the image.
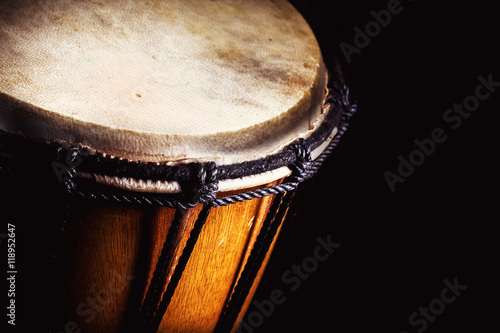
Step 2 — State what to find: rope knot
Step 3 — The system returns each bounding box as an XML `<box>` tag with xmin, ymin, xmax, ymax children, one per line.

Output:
<box><xmin>191</xmin><ymin>162</ymin><xmax>218</xmax><ymax>204</ymax></box>
<box><xmin>55</xmin><ymin>146</ymin><xmax>81</xmax><ymax>193</ymax></box>
<box><xmin>287</xmin><ymin>138</ymin><xmax>312</xmax><ymax>183</ymax></box>
<box><xmin>329</xmin><ymin>80</ymin><xmax>357</xmax><ymax>123</ymax></box>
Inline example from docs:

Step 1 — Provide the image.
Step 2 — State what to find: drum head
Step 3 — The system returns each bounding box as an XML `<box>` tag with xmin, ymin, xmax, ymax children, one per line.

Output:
<box><xmin>0</xmin><ymin>0</ymin><xmax>329</xmax><ymax>165</ymax></box>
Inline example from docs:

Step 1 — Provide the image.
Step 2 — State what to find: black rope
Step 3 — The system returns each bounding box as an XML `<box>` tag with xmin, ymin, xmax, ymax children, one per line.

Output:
<box><xmin>213</xmin><ymin>139</ymin><xmax>311</xmax><ymax>333</ymax></box>
<box><xmin>215</xmin><ymin>192</ymin><xmax>288</xmax><ymax>333</ymax></box>
<box><xmin>149</xmin><ymin>203</ymin><xmax>212</xmax><ymax>332</ymax></box>
<box><xmin>53</xmin><ymin>116</ymin><xmax>349</xmax><ymax>210</ymax></box>
<box><xmin>0</xmin><ymin>69</ymin><xmax>357</xmax><ymax>333</ymax></box>
<box><xmin>212</xmin><ymin>78</ymin><xmax>357</xmax><ymax>332</ymax></box>
<box><xmin>139</xmin><ymin>206</ymin><xmax>186</xmax><ymax>324</ymax></box>
<box><xmin>0</xmin><ymin>84</ymin><xmax>340</xmax><ymax>187</ymax></box>
<box><xmin>49</xmin><ymin>147</ymin><xmax>83</xmax><ymax>272</ymax></box>
<box><xmin>0</xmin><ymin>71</ymin><xmax>354</xmax><ymax>192</ymax></box>
<box><xmin>139</xmin><ymin>162</ymin><xmax>218</xmax><ymax>332</ymax></box>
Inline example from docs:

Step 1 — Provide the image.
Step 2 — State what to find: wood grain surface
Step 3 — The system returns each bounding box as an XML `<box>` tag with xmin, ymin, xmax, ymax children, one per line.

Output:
<box><xmin>58</xmin><ymin>180</ymin><xmax>285</xmax><ymax>332</ymax></box>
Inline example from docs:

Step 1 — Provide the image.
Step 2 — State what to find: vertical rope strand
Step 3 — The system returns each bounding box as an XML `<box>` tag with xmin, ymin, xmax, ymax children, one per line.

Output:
<box><xmin>214</xmin><ymin>139</ymin><xmax>312</xmax><ymax>333</ymax></box>
<box><xmin>143</xmin><ymin>162</ymin><xmax>218</xmax><ymax>332</ymax></box>
<box><xmin>140</xmin><ymin>206</ymin><xmax>186</xmax><ymax>323</ymax></box>
<box><xmin>0</xmin><ymin>74</ymin><xmax>357</xmax><ymax>333</ymax></box>
<box><xmin>149</xmin><ymin>203</ymin><xmax>213</xmax><ymax>332</ymax></box>
<box><xmin>214</xmin><ymin>190</ymin><xmax>295</xmax><ymax>333</ymax></box>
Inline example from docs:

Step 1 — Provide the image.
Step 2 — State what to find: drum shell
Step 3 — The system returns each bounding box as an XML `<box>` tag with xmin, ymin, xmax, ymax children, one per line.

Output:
<box><xmin>53</xmin><ymin>180</ymin><xmax>286</xmax><ymax>333</ymax></box>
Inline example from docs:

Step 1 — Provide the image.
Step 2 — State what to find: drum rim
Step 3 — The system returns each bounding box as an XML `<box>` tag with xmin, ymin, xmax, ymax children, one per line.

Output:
<box><xmin>0</xmin><ymin>65</ymin><xmax>355</xmax><ymax>196</ymax></box>
<box><xmin>0</xmin><ymin>0</ymin><xmax>327</xmax><ymax>165</ymax></box>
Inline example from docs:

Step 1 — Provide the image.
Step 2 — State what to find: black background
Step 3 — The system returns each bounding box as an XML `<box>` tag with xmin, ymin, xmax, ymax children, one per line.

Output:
<box><xmin>1</xmin><ymin>1</ymin><xmax>498</xmax><ymax>332</ymax></box>
<box><xmin>248</xmin><ymin>0</ymin><xmax>498</xmax><ymax>332</ymax></box>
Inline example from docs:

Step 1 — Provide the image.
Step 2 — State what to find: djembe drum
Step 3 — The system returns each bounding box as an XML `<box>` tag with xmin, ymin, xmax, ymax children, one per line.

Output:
<box><xmin>0</xmin><ymin>0</ymin><xmax>356</xmax><ymax>332</ymax></box>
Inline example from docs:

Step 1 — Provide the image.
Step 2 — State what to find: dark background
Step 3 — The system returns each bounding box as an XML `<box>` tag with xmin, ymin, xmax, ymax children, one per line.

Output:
<box><xmin>1</xmin><ymin>1</ymin><xmax>498</xmax><ymax>332</ymax></box>
<box><xmin>249</xmin><ymin>0</ymin><xmax>498</xmax><ymax>332</ymax></box>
